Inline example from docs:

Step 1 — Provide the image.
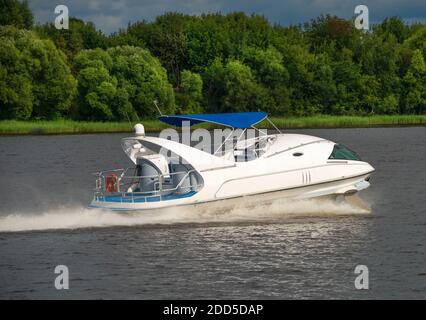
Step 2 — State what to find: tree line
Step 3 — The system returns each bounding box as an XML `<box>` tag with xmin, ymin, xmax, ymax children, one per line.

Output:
<box><xmin>0</xmin><ymin>0</ymin><xmax>425</xmax><ymax>121</ymax></box>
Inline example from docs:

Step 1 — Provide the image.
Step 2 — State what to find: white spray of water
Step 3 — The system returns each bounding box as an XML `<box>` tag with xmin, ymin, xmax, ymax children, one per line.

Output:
<box><xmin>0</xmin><ymin>197</ymin><xmax>369</xmax><ymax>233</ymax></box>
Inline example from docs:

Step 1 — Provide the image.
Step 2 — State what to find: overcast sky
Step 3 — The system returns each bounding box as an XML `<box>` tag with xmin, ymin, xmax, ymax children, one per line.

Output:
<box><xmin>28</xmin><ymin>0</ymin><xmax>426</xmax><ymax>34</ymax></box>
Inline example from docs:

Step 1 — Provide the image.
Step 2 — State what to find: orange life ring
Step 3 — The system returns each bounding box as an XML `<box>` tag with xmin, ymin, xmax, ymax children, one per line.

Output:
<box><xmin>105</xmin><ymin>173</ymin><xmax>118</xmax><ymax>193</ymax></box>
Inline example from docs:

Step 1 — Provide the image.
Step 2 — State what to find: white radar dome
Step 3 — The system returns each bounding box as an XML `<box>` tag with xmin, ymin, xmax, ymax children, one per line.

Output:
<box><xmin>134</xmin><ymin>123</ymin><xmax>145</xmax><ymax>136</ymax></box>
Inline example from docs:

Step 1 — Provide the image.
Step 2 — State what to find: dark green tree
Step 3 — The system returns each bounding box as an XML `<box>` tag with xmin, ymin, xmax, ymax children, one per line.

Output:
<box><xmin>305</xmin><ymin>14</ymin><xmax>358</xmax><ymax>53</ymax></box>
<box><xmin>36</xmin><ymin>18</ymin><xmax>108</xmax><ymax>60</ymax></box>
<box><xmin>204</xmin><ymin>59</ymin><xmax>269</xmax><ymax>113</ymax></box>
<box><xmin>242</xmin><ymin>46</ymin><xmax>291</xmax><ymax>114</ymax></box>
<box><xmin>107</xmin><ymin>46</ymin><xmax>175</xmax><ymax>118</ymax></box>
<box><xmin>374</xmin><ymin>17</ymin><xmax>409</xmax><ymax>43</ymax></box>
<box><xmin>0</xmin><ymin>26</ymin><xmax>76</xmax><ymax>119</ymax></box>
<box><xmin>74</xmin><ymin>49</ymin><xmax>120</xmax><ymax>120</ymax></box>
<box><xmin>142</xmin><ymin>13</ymin><xmax>189</xmax><ymax>86</ymax></box>
<box><xmin>405</xmin><ymin>24</ymin><xmax>426</xmax><ymax>59</ymax></box>
<box><xmin>402</xmin><ymin>49</ymin><xmax>426</xmax><ymax>113</ymax></box>
<box><xmin>186</xmin><ymin>14</ymin><xmax>231</xmax><ymax>72</ymax></box>
<box><xmin>0</xmin><ymin>0</ymin><xmax>33</xmax><ymax>29</ymax></box>
<box><xmin>176</xmin><ymin>70</ymin><xmax>203</xmax><ymax>114</ymax></box>
<box><xmin>311</xmin><ymin>55</ymin><xmax>337</xmax><ymax>113</ymax></box>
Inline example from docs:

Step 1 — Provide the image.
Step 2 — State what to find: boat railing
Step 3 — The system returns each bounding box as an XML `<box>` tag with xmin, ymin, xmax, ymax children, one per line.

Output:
<box><xmin>93</xmin><ymin>168</ymin><xmax>202</xmax><ymax>203</ymax></box>
<box><xmin>218</xmin><ymin>134</ymin><xmax>276</xmax><ymax>160</ymax></box>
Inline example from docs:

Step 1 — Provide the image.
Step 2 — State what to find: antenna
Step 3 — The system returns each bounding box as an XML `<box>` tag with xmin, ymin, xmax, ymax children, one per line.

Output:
<box><xmin>153</xmin><ymin>100</ymin><xmax>163</xmax><ymax>116</ymax></box>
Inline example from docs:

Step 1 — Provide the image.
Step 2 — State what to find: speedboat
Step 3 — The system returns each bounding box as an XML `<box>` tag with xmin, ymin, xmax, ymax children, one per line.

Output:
<box><xmin>89</xmin><ymin>112</ymin><xmax>374</xmax><ymax>212</ymax></box>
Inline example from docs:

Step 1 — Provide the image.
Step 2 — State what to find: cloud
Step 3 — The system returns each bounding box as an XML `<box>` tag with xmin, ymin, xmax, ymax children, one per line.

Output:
<box><xmin>28</xmin><ymin>0</ymin><xmax>426</xmax><ymax>34</ymax></box>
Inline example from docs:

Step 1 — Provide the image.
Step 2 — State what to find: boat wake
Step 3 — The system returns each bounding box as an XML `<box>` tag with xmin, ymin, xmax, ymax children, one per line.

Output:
<box><xmin>0</xmin><ymin>197</ymin><xmax>370</xmax><ymax>233</ymax></box>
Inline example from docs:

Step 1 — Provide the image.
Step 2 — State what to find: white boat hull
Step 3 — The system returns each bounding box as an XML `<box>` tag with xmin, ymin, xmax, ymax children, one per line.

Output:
<box><xmin>89</xmin><ymin>172</ymin><xmax>371</xmax><ymax>213</ymax></box>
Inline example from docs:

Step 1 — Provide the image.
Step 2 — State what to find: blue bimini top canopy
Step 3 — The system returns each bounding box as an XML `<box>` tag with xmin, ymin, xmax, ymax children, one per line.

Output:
<box><xmin>158</xmin><ymin>112</ymin><xmax>268</xmax><ymax>129</ymax></box>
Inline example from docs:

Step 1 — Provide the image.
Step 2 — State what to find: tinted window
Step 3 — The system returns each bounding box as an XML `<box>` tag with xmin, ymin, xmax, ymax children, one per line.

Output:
<box><xmin>329</xmin><ymin>144</ymin><xmax>361</xmax><ymax>161</ymax></box>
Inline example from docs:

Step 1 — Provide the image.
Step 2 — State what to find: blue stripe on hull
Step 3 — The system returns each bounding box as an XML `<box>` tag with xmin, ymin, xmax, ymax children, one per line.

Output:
<box><xmin>95</xmin><ymin>191</ymin><xmax>197</xmax><ymax>203</ymax></box>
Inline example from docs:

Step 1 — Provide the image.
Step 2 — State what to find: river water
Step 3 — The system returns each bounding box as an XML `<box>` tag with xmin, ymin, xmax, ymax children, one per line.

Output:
<box><xmin>0</xmin><ymin>127</ymin><xmax>425</xmax><ymax>299</ymax></box>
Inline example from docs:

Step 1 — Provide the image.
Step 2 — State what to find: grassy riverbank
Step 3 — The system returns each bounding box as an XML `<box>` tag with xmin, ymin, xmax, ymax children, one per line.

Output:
<box><xmin>0</xmin><ymin>115</ymin><xmax>425</xmax><ymax>135</ymax></box>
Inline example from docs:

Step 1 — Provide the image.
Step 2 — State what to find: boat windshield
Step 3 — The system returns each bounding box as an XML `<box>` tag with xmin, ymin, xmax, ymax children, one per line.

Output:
<box><xmin>329</xmin><ymin>144</ymin><xmax>361</xmax><ymax>161</ymax></box>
